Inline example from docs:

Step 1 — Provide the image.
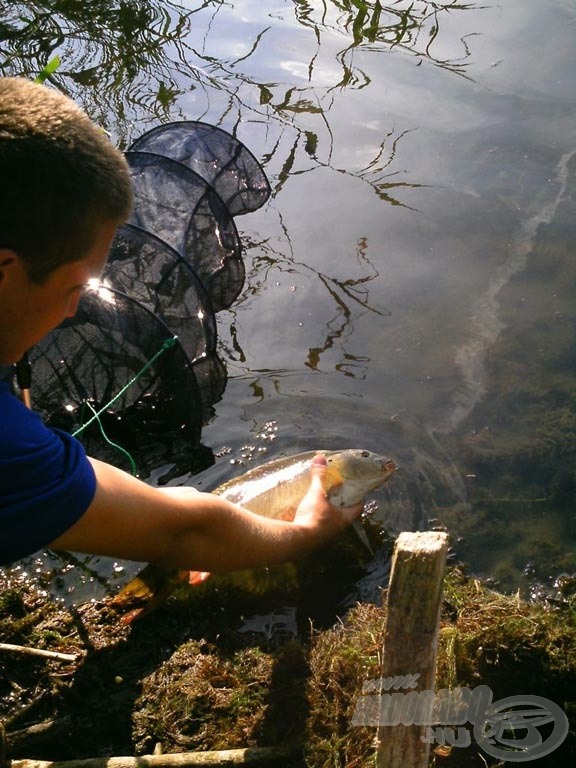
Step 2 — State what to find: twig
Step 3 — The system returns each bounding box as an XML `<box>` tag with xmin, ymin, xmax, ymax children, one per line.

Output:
<box><xmin>11</xmin><ymin>745</ymin><xmax>299</xmax><ymax>768</ymax></box>
<box><xmin>1</xmin><ymin>721</ymin><xmax>8</xmax><ymax>768</ymax></box>
<box><xmin>0</xmin><ymin>643</ymin><xmax>78</xmax><ymax>663</ymax></box>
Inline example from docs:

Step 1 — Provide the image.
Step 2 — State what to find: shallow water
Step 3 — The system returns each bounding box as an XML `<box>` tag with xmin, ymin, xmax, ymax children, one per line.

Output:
<box><xmin>2</xmin><ymin>0</ymin><xmax>576</xmax><ymax>610</ymax></box>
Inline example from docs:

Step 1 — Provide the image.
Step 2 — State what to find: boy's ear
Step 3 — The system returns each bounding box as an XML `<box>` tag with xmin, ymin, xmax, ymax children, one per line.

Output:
<box><xmin>0</xmin><ymin>249</ymin><xmax>18</xmax><ymax>282</ymax></box>
<box><xmin>0</xmin><ymin>249</ymin><xmax>17</xmax><ymax>265</ymax></box>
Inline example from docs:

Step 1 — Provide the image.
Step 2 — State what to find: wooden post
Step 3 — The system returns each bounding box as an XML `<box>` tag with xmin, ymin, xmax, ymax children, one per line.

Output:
<box><xmin>376</xmin><ymin>531</ymin><xmax>449</xmax><ymax>768</ymax></box>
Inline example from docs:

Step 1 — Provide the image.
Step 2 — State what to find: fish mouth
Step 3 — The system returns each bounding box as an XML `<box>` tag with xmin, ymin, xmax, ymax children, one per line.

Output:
<box><xmin>383</xmin><ymin>459</ymin><xmax>398</xmax><ymax>474</ymax></box>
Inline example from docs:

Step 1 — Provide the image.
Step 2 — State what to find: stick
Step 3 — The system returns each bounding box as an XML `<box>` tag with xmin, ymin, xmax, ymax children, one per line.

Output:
<box><xmin>376</xmin><ymin>531</ymin><xmax>449</xmax><ymax>768</ymax></box>
<box><xmin>0</xmin><ymin>643</ymin><xmax>78</xmax><ymax>663</ymax></box>
<box><xmin>1</xmin><ymin>721</ymin><xmax>8</xmax><ymax>768</ymax></box>
<box><xmin>11</xmin><ymin>745</ymin><xmax>299</xmax><ymax>768</ymax></box>
<box><xmin>15</xmin><ymin>351</ymin><xmax>32</xmax><ymax>409</ymax></box>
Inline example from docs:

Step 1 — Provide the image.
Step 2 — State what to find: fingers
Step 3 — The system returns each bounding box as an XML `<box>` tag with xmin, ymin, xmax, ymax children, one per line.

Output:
<box><xmin>291</xmin><ymin>454</ymin><xmax>364</xmax><ymax>545</ymax></box>
<box><xmin>310</xmin><ymin>453</ymin><xmax>363</xmax><ymax>520</ymax></box>
<box><xmin>308</xmin><ymin>453</ymin><xmax>328</xmax><ymax>495</ymax></box>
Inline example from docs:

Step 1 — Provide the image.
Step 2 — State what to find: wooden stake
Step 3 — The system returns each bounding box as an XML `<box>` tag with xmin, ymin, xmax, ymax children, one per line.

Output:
<box><xmin>376</xmin><ymin>531</ymin><xmax>449</xmax><ymax>768</ymax></box>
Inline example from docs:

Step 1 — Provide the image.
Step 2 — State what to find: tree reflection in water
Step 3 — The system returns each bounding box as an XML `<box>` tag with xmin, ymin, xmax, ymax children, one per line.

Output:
<box><xmin>293</xmin><ymin>0</ymin><xmax>481</xmax><ymax>82</ymax></box>
<box><xmin>0</xmin><ymin>0</ymin><xmax>482</xmax><ymax>375</ymax></box>
<box><xmin>1</xmin><ymin>0</ymin><xmax>480</xmax><ymax>140</ymax></box>
<box><xmin>0</xmin><ymin>0</ymin><xmax>214</xmax><ymax>143</ymax></box>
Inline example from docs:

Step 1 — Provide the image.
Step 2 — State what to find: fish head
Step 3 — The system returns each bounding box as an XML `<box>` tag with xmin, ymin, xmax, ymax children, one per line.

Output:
<box><xmin>323</xmin><ymin>449</ymin><xmax>397</xmax><ymax>507</ymax></box>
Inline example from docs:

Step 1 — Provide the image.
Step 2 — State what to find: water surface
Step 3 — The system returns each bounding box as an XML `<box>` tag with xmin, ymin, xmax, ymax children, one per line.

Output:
<box><xmin>2</xmin><ymin>0</ymin><xmax>575</xmax><ymax>608</ymax></box>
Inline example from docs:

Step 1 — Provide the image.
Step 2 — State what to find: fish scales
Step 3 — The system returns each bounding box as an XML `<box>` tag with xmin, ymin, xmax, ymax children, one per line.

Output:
<box><xmin>214</xmin><ymin>455</ymin><xmax>314</xmax><ymax>519</ymax></box>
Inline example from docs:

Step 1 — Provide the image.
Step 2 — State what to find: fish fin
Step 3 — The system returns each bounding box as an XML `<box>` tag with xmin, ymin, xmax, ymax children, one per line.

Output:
<box><xmin>120</xmin><ymin>602</ymin><xmax>158</xmax><ymax>625</ymax></box>
<box><xmin>111</xmin><ymin>564</ymin><xmax>168</xmax><ymax>602</ymax></box>
<box><xmin>188</xmin><ymin>570</ymin><xmax>211</xmax><ymax>585</ymax></box>
<box><xmin>120</xmin><ymin>608</ymin><xmax>143</xmax><ymax>625</ymax></box>
<box><xmin>111</xmin><ymin>565</ymin><xmax>189</xmax><ymax>623</ymax></box>
<box><xmin>118</xmin><ymin>579</ymin><xmax>182</xmax><ymax>625</ymax></box>
<box><xmin>352</xmin><ymin>519</ymin><xmax>374</xmax><ymax>556</ymax></box>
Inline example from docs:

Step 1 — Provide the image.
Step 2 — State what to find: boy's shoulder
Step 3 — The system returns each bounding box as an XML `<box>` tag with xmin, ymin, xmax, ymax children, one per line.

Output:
<box><xmin>0</xmin><ymin>379</ymin><xmax>51</xmax><ymax>455</ymax></box>
<box><xmin>0</xmin><ymin>380</ymin><xmax>97</xmax><ymax>566</ymax></box>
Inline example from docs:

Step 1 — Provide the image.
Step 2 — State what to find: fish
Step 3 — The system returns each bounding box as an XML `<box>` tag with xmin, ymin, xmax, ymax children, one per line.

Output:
<box><xmin>111</xmin><ymin>449</ymin><xmax>397</xmax><ymax>622</ymax></box>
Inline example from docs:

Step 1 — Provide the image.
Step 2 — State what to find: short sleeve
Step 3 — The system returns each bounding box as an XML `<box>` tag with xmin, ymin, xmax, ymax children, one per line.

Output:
<box><xmin>0</xmin><ymin>383</ymin><xmax>96</xmax><ymax>565</ymax></box>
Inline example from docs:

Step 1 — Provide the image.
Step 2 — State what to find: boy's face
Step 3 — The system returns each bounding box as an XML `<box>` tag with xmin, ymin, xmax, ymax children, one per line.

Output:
<box><xmin>0</xmin><ymin>221</ymin><xmax>117</xmax><ymax>365</ymax></box>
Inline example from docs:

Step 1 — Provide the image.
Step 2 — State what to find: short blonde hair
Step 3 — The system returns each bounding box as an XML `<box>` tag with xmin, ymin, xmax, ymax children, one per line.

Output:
<box><xmin>0</xmin><ymin>77</ymin><xmax>133</xmax><ymax>283</ymax></box>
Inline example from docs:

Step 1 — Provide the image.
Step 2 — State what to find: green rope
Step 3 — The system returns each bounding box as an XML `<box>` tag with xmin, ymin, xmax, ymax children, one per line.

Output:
<box><xmin>82</xmin><ymin>401</ymin><xmax>138</xmax><ymax>476</ymax></box>
<box><xmin>72</xmin><ymin>335</ymin><xmax>179</xmax><ymax>454</ymax></box>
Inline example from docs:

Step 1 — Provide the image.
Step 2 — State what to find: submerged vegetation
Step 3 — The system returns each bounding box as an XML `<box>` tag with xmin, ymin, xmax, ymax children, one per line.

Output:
<box><xmin>1</xmin><ymin>567</ymin><xmax>575</xmax><ymax>766</ymax></box>
<box><xmin>445</xmin><ymin>168</ymin><xmax>576</xmax><ymax>595</ymax></box>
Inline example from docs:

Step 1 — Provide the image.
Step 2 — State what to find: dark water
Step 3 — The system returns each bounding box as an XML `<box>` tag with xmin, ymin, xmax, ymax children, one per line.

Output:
<box><xmin>2</xmin><ymin>0</ymin><xmax>576</xmax><ymax>612</ymax></box>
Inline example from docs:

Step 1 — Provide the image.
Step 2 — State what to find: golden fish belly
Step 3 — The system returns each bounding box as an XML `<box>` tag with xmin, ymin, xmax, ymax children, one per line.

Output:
<box><xmin>214</xmin><ymin>454</ymin><xmax>316</xmax><ymax>520</ymax></box>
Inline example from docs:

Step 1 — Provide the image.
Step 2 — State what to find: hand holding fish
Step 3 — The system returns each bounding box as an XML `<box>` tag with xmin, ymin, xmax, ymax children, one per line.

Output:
<box><xmin>103</xmin><ymin>449</ymin><xmax>397</xmax><ymax>622</ymax></box>
<box><xmin>158</xmin><ymin>454</ymin><xmax>364</xmax><ymax>547</ymax></box>
<box><xmin>291</xmin><ymin>454</ymin><xmax>364</xmax><ymax>542</ymax></box>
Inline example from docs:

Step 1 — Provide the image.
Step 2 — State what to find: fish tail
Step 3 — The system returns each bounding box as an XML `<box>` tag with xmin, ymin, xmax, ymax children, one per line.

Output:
<box><xmin>112</xmin><ymin>568</ymin><xmax>189</xmax><ymax>624</ymax></box>
<box><xmin>188</xmin><ymin>570</ymin><xmax>211</xmax><ymax>585</ymax></box>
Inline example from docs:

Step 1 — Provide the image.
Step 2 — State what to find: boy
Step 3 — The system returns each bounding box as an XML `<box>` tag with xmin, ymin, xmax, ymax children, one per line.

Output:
<box><xmin>0</xmin><ymin>77</ymin><xmax>361</xmax><ymax>570</ymax></box>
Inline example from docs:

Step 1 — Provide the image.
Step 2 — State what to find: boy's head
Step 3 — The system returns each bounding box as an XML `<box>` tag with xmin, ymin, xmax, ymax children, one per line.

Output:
<box><xmin>0</xmin><ymin>77</ymin><xmax>133</xmax><ymax>284</ymax></box>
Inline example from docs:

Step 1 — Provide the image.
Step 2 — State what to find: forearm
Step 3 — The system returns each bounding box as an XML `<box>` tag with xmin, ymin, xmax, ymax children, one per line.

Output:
<box><xmin>50</xmin><ymin>457</ymin><xmax>350</xmax><ymax>571</ymax></box>
<box><xmin>152</xmin><ymin>489</ymin><xmax>315</xmax><ymax>572</ymax></box>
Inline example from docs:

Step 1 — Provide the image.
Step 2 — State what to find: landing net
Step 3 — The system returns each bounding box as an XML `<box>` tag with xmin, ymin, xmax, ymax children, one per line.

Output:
<box><xmin>21</xmin><ymin>122</ymin><xmax>271</xmax><ymax>478</ymax></box>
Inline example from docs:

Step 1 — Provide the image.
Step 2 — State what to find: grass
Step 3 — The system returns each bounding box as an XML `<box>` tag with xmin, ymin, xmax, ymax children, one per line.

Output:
<box><xmin>1</xmin><ymin>567</ymin><xmax>575</xmax><ymax>766</ymax></box>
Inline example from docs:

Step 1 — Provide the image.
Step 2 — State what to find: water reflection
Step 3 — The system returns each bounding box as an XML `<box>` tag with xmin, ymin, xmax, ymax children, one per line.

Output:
<box><xmin>0</xmin><ymin>0</ymin><xmax>482</xmax><ymax>148</ymax></box>
<box><xmin>1</xmin><ymin>0</ymin><xmax>214</xmax><ymax>144</ymax></box>
<box><xmin>293</xmin><ymin>0</ymin><xmax>481</xmax><ymax>82</ymax></box>
<box><xmin>2</xmin><ymin>0</ymin><xmax>576</xmax><ymax>602</ymax></box>
<box><xmin>220</xmin><ymin>228</ymin><xmax>388</xmax><ymax>379</ymax></box>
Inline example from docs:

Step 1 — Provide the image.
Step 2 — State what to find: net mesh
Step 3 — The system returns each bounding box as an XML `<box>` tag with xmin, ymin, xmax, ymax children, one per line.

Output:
<box><xmin>125</xmin><ymin>150</ymin><xmax>244</xmax><ymax>313</ymax></box>
<box><xmin>128</xmin><ymin>121</ymin><xmax>271</xmax><ymax>217</ymax></box>
<box><xmin>105</xmin><ymin>223</ymin><xmax>226</xmax><ymax>419</ymax></box>
<box><xmin>21</xmin><ymin>121</ymin><xmax>270</xmax><ymax>478</ymax></box>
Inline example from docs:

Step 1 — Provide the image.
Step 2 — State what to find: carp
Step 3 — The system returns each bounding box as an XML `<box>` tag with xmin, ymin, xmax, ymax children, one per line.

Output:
<box><xmin>112</xmin><ymin>449</ymin><xmax>397</xmax><ymax>622</ymax></box>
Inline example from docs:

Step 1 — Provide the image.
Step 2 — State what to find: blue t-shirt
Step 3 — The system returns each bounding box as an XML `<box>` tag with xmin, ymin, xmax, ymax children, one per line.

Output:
<box><xmin>0</xmin><ymin>381</ymin><xmax>96</xmax><ymax>565</ymax></box>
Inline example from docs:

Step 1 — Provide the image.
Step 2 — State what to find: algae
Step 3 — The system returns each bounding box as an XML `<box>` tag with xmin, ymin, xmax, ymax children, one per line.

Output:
<box><xmin>439</xmin><ymin>180</ymin><xmax>576</xmax><ymax>597</ymax></box>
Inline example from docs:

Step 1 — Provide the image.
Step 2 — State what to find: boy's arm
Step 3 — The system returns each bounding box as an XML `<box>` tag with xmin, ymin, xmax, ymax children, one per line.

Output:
<box><xmin>49</xmin><ymin>455</ymin><xmax>362</xmax><ymax>571</ymax></box>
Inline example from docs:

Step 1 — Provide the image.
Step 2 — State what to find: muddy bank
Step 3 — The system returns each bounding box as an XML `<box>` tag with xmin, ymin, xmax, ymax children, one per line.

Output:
<box><xmin>1</xmin><ymin>566</ymin><xmax>575</xmax><ymax>767</ymax></box>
